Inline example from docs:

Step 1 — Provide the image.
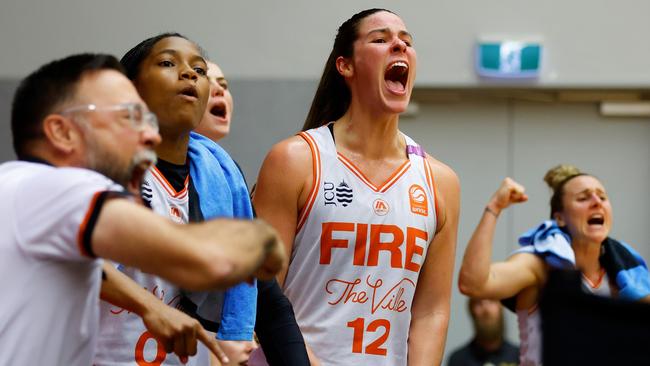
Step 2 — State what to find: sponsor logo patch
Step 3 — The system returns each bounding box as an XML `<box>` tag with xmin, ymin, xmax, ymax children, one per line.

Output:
<box><xmin>336</xmin><ymin>180</ymin><xmax>353</xmax><ymax>207</ymax></box>
<box><xmin>408</xmin><ymin>184</ymin><xmax>428</xmax><ymax>216</ymax></box>
<box><xmin>170</xmin><ymin>206</ymin><xmax>183</xmax><ymax>223</ymax></box>
<box><xmin>323</xmin><ymin>181</ymin><xmax>336</xmax><ymax>206</ymax></box>
<box><xmin>372</xmin><ymin>198</ymin><xmax>390</xmax><ymax>216</ymax></box>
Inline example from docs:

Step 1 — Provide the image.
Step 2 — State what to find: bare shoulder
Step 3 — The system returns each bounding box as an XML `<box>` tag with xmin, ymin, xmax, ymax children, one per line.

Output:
<box><xmin>254</xmin><ymin>134</ymin><xmax>315</xmax><ymax>211</ymax></box>
<box><xmin>261</xmin><ymin>135</ymin><xmax>312</xmax><ymax>175</ymax></box>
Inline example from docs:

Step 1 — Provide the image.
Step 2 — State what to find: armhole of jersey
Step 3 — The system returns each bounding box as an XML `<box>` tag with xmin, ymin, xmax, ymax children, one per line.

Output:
<box><xmin>296</xmin><ymin>131</ymin><xmax>321</xmax><ymax>233</ymax></box>
<box><xmin>423</xmin><ymin>158</ymin><xmax>441</xmax><ymax>232</ymax></box>
<box><xmin>77</xmin><ymin>190</ymin><xmax>129</xmax><ymax>258</ymax></box>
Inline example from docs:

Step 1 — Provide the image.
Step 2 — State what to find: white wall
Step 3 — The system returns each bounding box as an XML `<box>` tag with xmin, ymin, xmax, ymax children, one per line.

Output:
<box><xmin>2</xmin><ymin>0</ymin><xmax>650</xmax><ymax>86</ymax></box>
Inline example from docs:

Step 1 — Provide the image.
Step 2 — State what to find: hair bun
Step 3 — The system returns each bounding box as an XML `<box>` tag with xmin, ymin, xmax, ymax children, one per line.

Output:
<box><xmin>544</xmin><ymin>164</ymin><xmax>582</xmax><ymax>191</ymax></box>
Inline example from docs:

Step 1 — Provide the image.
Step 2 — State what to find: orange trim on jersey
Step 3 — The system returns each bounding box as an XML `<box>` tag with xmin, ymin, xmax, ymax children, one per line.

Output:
<box><xmin>77</xmin><ymin>191</ymin><xmax>101</xmax><ymax>257</ymax></box>
<box><xmin>424</xmin><ymin>159</ymin><xmax>441</xmax><ymax>229</ymax></box>
<box><xmin>150</xmin><ymin>166</ymin><xmax>189</xmax><ymax>199</ymax></box>
<box><xmin>337</xmin><ymin>153</ymin><xmax>411</xmax><ymax>193</ymax></box>
<box><xmin>378</xmin><ymin>162</ymin><xmax>412</xmax><ymax>193</ymax></box>
<box><xmin>296</xmin><ymin>131</ymin><xmax>321</xmax><ymax>233</ymax></box>
<box><xmin>582</xmin><ymin>268</ymin><xmax>606</xmax><ymax>289</ymax></box>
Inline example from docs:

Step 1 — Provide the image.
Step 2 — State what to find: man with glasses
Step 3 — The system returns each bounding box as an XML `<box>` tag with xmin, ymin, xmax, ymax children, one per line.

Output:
<box><xmin>0</xmin><ymin>53</ymin><xmax>285</xmax><ymax>365</ymax></box>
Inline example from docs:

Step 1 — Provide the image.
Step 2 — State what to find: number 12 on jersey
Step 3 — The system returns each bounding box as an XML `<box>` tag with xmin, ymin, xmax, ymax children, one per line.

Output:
<box><xmin>347</xmin><ymin>317</ymin><xmax>391</xmax><ymax>356</ymax></box>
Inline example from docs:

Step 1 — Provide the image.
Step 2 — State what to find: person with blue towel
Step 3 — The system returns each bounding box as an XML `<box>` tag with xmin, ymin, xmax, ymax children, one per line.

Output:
<box><xmin>459</xmin><ymin>164</ymin><xmax>650</xmax><ymax>366</ymax></box>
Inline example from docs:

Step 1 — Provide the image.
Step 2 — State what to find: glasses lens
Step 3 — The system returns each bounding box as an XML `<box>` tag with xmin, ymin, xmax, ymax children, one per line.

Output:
<box><xmin>144</xmin><ymin>112</ymin><xmax>159</xmax><ymax>132</ymax></box>
<box><xmin>130</xmin><ymin>104</ymin><xmax>144</xmax><ymax>127</ymax></box>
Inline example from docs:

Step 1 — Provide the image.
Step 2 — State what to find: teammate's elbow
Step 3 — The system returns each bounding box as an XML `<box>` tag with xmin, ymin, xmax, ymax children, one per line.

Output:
<box><xmin>458</xmin><ymin>271</ymin><xmax>484</xmax><ymax>298</ymax></box>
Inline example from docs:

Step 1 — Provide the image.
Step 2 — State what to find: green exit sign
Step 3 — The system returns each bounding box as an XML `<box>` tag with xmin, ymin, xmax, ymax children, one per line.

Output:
<box><xmin>476</xmin><ymin>41</ymin><xmax>542</xmax><ymax>78</ymax></box>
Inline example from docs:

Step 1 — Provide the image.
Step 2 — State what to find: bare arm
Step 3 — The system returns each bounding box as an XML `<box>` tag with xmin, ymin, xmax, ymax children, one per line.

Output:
<box><xmin>92</xmin><ymin>202</ymin><xmax>285</xmax><ymax>291</ymax></box>
<box><xmin>100</xmin><ymin>264</ymin><xmax>229</xmax><ymax>363</ymax></box>
<box><xmin>252</xmin><ymin>136</ymin><xmax>313</xmax><ymax>286</ymax></box>
<box><xmin>253</xmin><ymin>136</ymin><xmax>321</xmax><ymax>365</ymax></box>
<box><xmin>458</xmin><ymin>177</ymin><xmax>543</xmax><ymax>299</ymax></box>
<box><xmin>408</xmin><ymin>159</ymin><xmax>459</xmax><ymax>366</ymax></box>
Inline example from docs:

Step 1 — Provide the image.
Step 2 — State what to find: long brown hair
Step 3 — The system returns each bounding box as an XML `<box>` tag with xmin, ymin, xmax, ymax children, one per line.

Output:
<box><xmin>302</xmin><ymin>8</ymin><xmax>394</xmax><ymax>131</ymax></box>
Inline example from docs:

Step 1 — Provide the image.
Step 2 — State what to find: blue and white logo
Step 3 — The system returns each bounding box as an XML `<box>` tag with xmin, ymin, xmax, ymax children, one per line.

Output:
<box><xmin>336</xmin><ymin>180</ymin><xmax>353</xmax><ymax>207</ymax></box>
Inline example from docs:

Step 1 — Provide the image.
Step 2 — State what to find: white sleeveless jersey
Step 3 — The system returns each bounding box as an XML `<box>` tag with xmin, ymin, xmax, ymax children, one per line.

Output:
<box><xmin>95</xmin><ymin>166</ymin><xmax>192</xmax><ymax>366</ymax></box>
<box><xmin>517</xmin><ymin>306</ymin><xmax>542</xmax><ymax>366</ymax></box>
<box><xmin>582</xmin><ymin>271</ymin><xmax>612</xmax><ymax>297</ymax></box>
<box><xmin>283</xmin><ymin>125</ymin><xmax>438</xmax><ymax>365</ymax></box>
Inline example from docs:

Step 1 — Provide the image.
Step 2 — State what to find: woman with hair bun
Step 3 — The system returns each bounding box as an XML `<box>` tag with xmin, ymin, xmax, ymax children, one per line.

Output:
<box><xmin>459</xmin><ymin>164</ymin><xmax>650</xmax><ymax>366</ymax></box>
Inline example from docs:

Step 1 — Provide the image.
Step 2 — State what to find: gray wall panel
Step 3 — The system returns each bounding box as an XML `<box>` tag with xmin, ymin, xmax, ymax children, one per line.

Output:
<box><xmin>510</xmin><ymin>102</ymin><xmax>650</xmax><ymax>258</ymax></box>
<box><xmin>0</xmin><ymin>80</ymin><xmax>18</xmax><ymax>162</ymax></box>
<box><xmin>2</xmin><ymin>0</ymin><xmax>650</xmax><ymax>86</ymax></box>
<box><xmin>218</xmin><ymin>79</ymin><xmax>316</xmax><ymax>184</ymax></box>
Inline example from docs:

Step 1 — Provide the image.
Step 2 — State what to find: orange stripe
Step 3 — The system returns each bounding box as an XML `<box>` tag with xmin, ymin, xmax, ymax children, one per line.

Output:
<box><xmin>296</xmin><ymin>132</ymin><xmax>321</xmax><ymax>233</ymax></box>
<box><xmin>77</xmin><ymin>191</ymin><xmax>102</xmax><ymax>257</ymax></box>
<box><xmin>337</xmin><ymin>154</ymin><xmax>412</xmax><ymax>193</ymax></box>
<box><xmin>337</xmin><ymin>155</ymin><xmax>378</xmax><ymax>191</ymax></box>
<box><xmin>423</xmin><ymin>158</ymin><xmax>434</xmax><ymax>196</ymax></box>
<box><xmin>379</xmin><ymin>161</ymin><xmax>411</xmax><ymax>193</ymax></box>
<box><xmin>582</xmin><ymin>268</ymin><xmax>606</xmax><ymax>288</ymax></box>
<box><xmin>151</xmin><ymin>166</ymin><xmax>189</xmax><ymax>199</ymax></box>
<box><xmin>424</xmin><ymin>159</ymin><xmax>441</xmax><ymax>229</ymax></box>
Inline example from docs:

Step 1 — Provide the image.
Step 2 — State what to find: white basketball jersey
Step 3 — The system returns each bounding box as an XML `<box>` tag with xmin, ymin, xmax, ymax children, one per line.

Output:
<box><xmin>517</xmin><ymin>307</ymin><xmax>542</xmax><ymax>366</ymax></box>
<box><xmin>283</xmin><ymin>125</ymin><xmax>438</xmax><ymax>365</ymax></box>
<box><xmin>95</xmin><ymin>166</ymin><xmax>191</xmax><ymax>366</ymax></box>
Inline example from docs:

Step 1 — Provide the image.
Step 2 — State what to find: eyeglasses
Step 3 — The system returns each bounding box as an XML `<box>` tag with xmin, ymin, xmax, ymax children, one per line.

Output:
<box><xmin>60</xmin><ymin>103</ymin><xmax>158</xmax><ymax>133</ymax></box>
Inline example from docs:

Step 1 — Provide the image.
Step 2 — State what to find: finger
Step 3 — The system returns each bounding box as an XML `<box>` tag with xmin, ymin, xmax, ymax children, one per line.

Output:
<box><xmin>162</xmin><ymin>338</ymin><xmax>174</xmax><ymax>354</ymax></box>
<box><xmin>186</xmin><ymin>326</ymin><xmax>198</xmax><ymax>357</ymax></box>
<box><xmin>173</xmin><ymin>331</ymin><xmax>188</xmax><ymax>360</ymax></box>
<box><xmin>198</xmin><ymin>327</ymin><xmax>230</xmax><ymax>364</ymax></box>
<box><xmin>509</xmin><ymin>182</ymin><xmax>526</xmax><ymax>197</ymax></box>
<box><xmin>509</xmin><ymin>192</ymin><xmax>527</xmax><ymax>203</ymax></box>
<box><xmin>509</xmin><ymin>188</ymin><xmax>524</xmax><ymax>199</ymax></box>
<box><xmin>256</xmin><ymin>255</ymin><xmax>284</xmax><ymax>280</ymax></box>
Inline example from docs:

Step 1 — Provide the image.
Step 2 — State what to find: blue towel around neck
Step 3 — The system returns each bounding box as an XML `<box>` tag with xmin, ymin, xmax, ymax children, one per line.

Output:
<box><xmin>186</xmin><ymin>132</ymin><xmax>257</xmax><ymax>341</ymax></box>
<box><xmin>516</xmin><ymin>220</ymin><xmax>575</xmax><ymax>268</ymax></box>
<box><xmin>515</xmin><ymin>220</ymin><xmax>650</xmax><ymax>301</ymax></box>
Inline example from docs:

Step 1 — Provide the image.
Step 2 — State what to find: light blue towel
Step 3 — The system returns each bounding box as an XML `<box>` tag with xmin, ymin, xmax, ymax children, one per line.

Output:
<box><xmin>515</xmin><ymin>220</ymin><xmax>650</xmax><ymax>301</ymax></box>
<box><xmin>515</xmin><ymin>220</ymin><xmax>575</xmax><ymax>268</ymax></box>
<box><xmin>187</xmin><ymin>132</ymin><xmax>257</xmax><ymax>341</ymax></box>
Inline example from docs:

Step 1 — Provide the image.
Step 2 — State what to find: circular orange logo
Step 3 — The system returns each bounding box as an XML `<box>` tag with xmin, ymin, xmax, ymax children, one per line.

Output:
<box><xmin>373</xmin><ymin>198</ymin><xmax>390</xmax><ymax>216</ymax></box>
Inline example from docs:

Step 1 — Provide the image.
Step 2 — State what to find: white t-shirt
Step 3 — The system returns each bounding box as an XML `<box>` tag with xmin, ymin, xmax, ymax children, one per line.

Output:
<box><xmin>0</xmin><ymin>161</ymin><xmax>123</xmax><ymax>366</ymax></box>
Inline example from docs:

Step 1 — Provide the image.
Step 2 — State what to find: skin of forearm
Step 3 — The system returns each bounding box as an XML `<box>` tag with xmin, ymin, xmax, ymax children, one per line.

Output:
<box><xmin>99</xmin><ymin>263</ymin><xmax>156</xmax><ymax>317</ymax></box>
<box><xmin>458</xmin><ymin>211</ymin><xmax>499</xmax><ymax>296</ymax></box>
<box><xmin>408</xmin><ymin>312</ymin><xmax>449</xmax><ymax>366</ymax></box>
<box><xmin>189</xmin><ymin>219</ymin><xmax>280</xmax><ymax>287</ymax></box>
<box><xmin>94</xmin><ymin>201</ymin><xmax>275</xmax><ymax>291</ymax></box>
